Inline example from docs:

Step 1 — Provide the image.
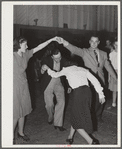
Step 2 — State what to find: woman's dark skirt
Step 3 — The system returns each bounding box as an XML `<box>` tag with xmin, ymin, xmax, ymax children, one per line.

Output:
<box><xmin>70</xmin><ymin>85</ymin><xmax>93</xmax><ymax>134</ymax></box>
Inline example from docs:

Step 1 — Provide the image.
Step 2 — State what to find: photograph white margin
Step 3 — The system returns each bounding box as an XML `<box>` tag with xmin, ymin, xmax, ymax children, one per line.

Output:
<box><xmin>2</xmin><ymin>1</ymin><xmax>121</xmax><ymax>148</ymax></box>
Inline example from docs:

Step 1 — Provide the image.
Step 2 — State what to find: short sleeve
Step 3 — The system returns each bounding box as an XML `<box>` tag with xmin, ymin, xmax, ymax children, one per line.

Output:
<box><xmin>26</xmin><ymin>49</ymin><xmax>33</xmax><ymax>61</ymax></box>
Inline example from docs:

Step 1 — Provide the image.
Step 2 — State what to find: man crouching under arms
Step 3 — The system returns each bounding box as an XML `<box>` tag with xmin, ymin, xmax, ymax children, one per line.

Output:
<box><xmin>41</xmin><ymin>48</ymin><xmax>71</xmax><ymax>131</ymax></box>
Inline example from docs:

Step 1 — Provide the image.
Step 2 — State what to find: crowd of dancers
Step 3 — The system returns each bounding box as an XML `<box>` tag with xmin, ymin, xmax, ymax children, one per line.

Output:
<box><xmin>13</xmin><ymin>35</ymin><xmax>118</xmax><ymax>145</ymax></box>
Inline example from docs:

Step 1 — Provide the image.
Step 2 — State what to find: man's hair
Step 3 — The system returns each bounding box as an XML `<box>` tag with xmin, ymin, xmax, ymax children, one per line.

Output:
<box><xmin>50</xmin><ymin>41</ymin><xmax>61</xmax><ymax>56</ymax></box>
<box><xmin>51</xmin><ymin>48</ymin><xmax>60</xmax><ymax>56</ymax></box>
<box><xmin>90</xmin><ymin>33</ymin><xmax>100</xmax><ymax>41</ymax></box>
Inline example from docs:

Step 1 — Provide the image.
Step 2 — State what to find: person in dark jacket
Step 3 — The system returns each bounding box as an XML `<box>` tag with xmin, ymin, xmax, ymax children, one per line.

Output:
<box><xmin>41</xmin><ymin>48</ymin><xmax>70</xmax><ymax>131</ymax></box>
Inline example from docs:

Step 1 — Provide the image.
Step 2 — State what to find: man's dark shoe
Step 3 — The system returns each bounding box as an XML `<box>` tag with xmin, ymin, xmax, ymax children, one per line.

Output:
<box><xmin>89</xmin><ymin>134</ymin><xmax>100</xmax><ymax>144</ymax></box>
<box><xmin>92</xmin><ymin>139</ymin><xmax>100</xmax><ymax>144</ymax></box>
<box><xmin>66</xmin><ymin>138</ymin><xmax>73</xmax><ymax>144</ymax></box>
<box><xmin>48</xmin><ymin>120</ymin><xmax>53</xmax><ymax>125</ymax></box>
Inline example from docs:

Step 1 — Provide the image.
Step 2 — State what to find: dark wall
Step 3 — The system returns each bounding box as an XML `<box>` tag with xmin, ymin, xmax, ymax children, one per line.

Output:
<box><xmin>14</xmin><ymin>24</ymin><xmax>116</xmax><ymax>49</ymax></box>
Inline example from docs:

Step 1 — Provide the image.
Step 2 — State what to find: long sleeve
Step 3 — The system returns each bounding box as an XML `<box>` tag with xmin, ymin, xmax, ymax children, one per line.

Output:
<box><xmin>109</xmin><ymin>51</ymin><xmax>118</xmax><ymax>70</ymax></box>
<box><xmin>104</xmin><ymin>52</ymin><xmax>117</xmax><ymax>80</ymax></box>
<box><xmin>64</xmin><ymin>43</ymin><xmax>84</xmax><ymax>57</ymax></box>
<box><xmin>87</xmin><ymin>71</ymin><xmax>105</xmax><ymax>99</ymax></box>
<box><xmin>47</xmin><ymin>68</ymin><xmax>66</xmax><ymax>78</ymax></box>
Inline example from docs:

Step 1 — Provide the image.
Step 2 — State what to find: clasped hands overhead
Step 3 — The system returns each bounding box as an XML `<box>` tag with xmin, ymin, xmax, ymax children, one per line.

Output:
<box><xmin>52</xmin><ymin>36</ymin><xmax>64</xmax><ymax>44</ymax></box>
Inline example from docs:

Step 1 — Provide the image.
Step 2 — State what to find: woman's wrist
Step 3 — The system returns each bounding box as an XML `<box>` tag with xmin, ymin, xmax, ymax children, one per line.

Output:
<box><xmin>63</xmin><ymin>40</ymin><xmax>69</xmax><ymax>47</ymax></box>
<box><xmin>47</xmin><ymin>40</ymin><xmax>50</xmax><ymax>44</ymax></box>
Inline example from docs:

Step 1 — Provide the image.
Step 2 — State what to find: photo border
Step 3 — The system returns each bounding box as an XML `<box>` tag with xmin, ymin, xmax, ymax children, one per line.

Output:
<box><xmin>1</xmin><ymin>1</ymin><xmax>121</xmax><ymax>148</ymax></box>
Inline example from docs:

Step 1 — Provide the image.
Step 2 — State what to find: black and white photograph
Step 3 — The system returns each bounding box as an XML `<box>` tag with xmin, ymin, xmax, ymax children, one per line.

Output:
<box><xmin>2</xmin><ymin>1</ymin><xmax>121</xmax><ymax>148</ymax></box>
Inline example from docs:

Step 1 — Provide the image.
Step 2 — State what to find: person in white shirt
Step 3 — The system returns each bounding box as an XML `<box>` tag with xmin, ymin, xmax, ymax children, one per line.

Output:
<box><xmin>108</xmin><ymin>39</ymin><xmax>118</xmax><ymax>108</ymax></box>
<box><xmin>42</xmin><ymin>62</ymin><xmax>105</xmax><ymax>145</ymax></box>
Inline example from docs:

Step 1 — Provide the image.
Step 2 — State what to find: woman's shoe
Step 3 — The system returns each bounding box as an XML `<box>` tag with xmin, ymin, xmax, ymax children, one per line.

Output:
<box><xmin>48</xmin><ymin>120</ymin><xmax>53</xmax><ymax>125</ymax></box>
<box><xmin>89</xmin><ymin>134</ymin><xmax>100</xmax><ymax>144</ymax></box>
<box><xmin>18</xmin><ymin>133</ymin><xmax>30</xmax><ymax>141</ymax></box>
<box><xmin>54</xmin><ymin>126</ymin><xmax>66</xmax><ymax>131</ymax></box>
<box><xmin>66</xmin><ymin>138</ymin><xmax>73</xmax><ymax>144</ymax></box>
<box><xmin>92</xmin><ymin>139</ymin><xmax>100</xmax><ymax>144</ymax></box>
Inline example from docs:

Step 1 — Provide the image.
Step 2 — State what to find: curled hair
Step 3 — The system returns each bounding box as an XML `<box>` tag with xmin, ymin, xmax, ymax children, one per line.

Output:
<box><xmin>65</xmin><ymin>61</ymin><xmax>78</xmax><ymax>67</ymax></box>
<box><xmin>13</xmin><ymin>36</ymin><xmax>27</xmax><ymax>52</ymax></box>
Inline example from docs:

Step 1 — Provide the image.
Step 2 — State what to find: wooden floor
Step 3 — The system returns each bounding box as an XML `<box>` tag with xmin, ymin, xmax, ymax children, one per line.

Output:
<box><xmin>14</xmin><ymin>82</ymin><xmax>117</xmax><ymax>146</ymax></box>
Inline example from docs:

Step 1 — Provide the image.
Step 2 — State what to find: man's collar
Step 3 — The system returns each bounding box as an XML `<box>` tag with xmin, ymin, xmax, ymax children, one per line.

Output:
<box><xmin>89</xmin><ymin>47</ymin><xmax>99</xmax><ymax>52</ymax></box>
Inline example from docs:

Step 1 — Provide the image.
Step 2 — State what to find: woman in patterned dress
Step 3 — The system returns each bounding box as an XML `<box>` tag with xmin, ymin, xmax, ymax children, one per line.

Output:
<box><xmin>13</xmin><ymin>36</ymin><xmax>57</xmax><ymax>143</ymax></box>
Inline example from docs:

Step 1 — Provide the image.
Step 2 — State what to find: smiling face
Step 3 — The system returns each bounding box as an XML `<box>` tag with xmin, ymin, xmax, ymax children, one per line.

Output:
<box><xmin>89</xmin><ymin>37</ymin><xmax>100</xmax><ymax>49</ymax></box>
<box><xmin>20</xmin><ymin>41</ymin><xmax>28</xmax><ymax>53</ymax></box>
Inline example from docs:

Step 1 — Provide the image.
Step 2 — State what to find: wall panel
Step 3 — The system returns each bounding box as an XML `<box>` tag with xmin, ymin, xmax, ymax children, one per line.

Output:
<box><xmin>15</xmin><ymin>5</ymin><xmax>27</xmax><ymax>25</ymax></box>
<box><xmin>14</xmin><ymin>5</ymin><xmax>118</xmax><ymax>32</ymax></box>
<box><xmin>58</xmin><ymin>5</ymin><xmax>63</xmax><ymax>28</ymax></box>
<box><xmin>28</xmin><ymin>5</ymin><xmax>38</xmax><ymax>26</ymax></box>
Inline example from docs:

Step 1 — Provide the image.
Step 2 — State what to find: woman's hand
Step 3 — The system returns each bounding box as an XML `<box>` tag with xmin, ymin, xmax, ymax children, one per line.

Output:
<box><xmin>50</xmin><ymin>36</ymin><xmax>58</xmax><ymax>42</ymax></box>
<box><xmin>56</xmin><ymin>37</ymin><xmax>69</xmax><ymax>46</ymax></box>
<box><xmin>56</xmin><ymin>37</ymin><xmax>64</xmax><ymax>44</ymax></box>
<box><xmin>42</xmin><ymin>64</ymin><xmax>49</xmax><ymax>71</ymax></box>
<box><xmin>99</xmin><ymin>98</ymin><xmax>105</xmax><ymax>104</ymax></box>
<box><xmin>41</xmin><ymin>64</ymin><xmax>49</xmax><ymax>74</ymax></box>
<box><xmin>51</xmin><ymin>36</ymin><xmax>64</xmax><ymax>44</ymax></box>
<box><xmin>49</xmin><ymin>36</ymin><xmax>61</xmax><ymax>43</ymax></box>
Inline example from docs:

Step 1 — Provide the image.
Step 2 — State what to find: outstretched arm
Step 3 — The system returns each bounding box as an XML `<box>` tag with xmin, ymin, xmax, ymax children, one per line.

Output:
<box><xmin>56</xmin><ymin>37</ymin><xmax>84</xmax><ymax>57</ymax></box>
<box><xmin>41</xmin><ymin>64</ymin><xmax>66</xmax><ymax>78</ymax></box>
<box><xmin>47</xmin><ymin>67</ymin><xmax>66</xmax><ymax>78</ymax></box>
<box><xmin>33</xmin><ymin>36</ymin><xmax>58</xmax><ymax>54</ymax></box>
<box><xmin>40</xmin><ymin>64</ymin><xmax>66</xmax><ymax>77</ymax></box>
<box><xmin>87</xmin><ymin>70</ymin><xmax>105</xmax><ymax>104</ymax></box>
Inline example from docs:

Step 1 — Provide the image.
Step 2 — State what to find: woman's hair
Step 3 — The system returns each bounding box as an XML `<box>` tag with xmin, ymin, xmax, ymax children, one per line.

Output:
<box><xmin>111</xmin><ymin>38</ymin><xmax>118</xmax><ymax>50</ymax></box>
<box><xmin>63</xmin><ymin>60</ymin><xmax>78</xmax><ymax>67</ymax></box>
<box><xmin>13</xmin><ymin>36</ymin><xmax>27</xmax><ymax>52</ymax></box>
<box><xmin>68</xmin><ymin>61</ymin><xmax>78</xmax><ymax>66</ymax></box>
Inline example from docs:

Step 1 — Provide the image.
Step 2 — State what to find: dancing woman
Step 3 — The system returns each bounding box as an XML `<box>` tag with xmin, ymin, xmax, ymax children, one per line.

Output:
<box><xmin>13</xmin><ymin>36</ymin><xmax>57</xmax><ymax>143</ymax></box>
<box><xmin>42</xmin><ymin>62</ymin><xmax>105</xmax><ymax>144</ymax></box>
